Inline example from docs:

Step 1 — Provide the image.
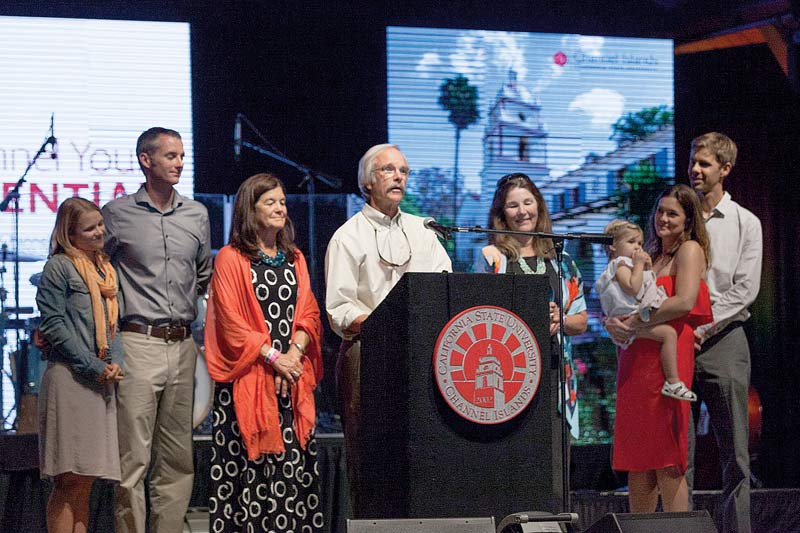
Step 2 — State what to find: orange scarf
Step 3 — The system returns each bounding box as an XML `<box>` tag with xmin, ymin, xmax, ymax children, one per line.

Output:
<box><xmin>66</xmin><ymin>251</ymin><xmax>119</xmax><ymax>358</ymax></box>
<box><xmin>204</xmin><ymin>245</ymin><xmax>323</xmax><ymax>459</ymax></box>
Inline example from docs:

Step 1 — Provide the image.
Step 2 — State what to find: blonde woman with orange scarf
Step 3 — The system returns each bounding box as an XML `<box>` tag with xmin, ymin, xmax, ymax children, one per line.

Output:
<box><xmin>36</xmin><ymin>197</ymin><xmax>124</xmax><ymax>533</ymax></box>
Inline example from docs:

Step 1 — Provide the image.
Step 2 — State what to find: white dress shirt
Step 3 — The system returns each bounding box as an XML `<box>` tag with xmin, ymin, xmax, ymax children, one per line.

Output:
<box><xmin>324</xmin><ymin>203</ymin><xmax>452</xmax><ymax>338</ymax></box>
<box><xmin>698</xmin><ymin>191</ymin><xmax>763</xmax><ymax>341</ymax></box>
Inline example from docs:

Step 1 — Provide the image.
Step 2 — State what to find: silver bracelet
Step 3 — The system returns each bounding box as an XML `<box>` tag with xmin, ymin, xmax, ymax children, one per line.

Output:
<box><xmin>291</xmin><ymin>341</ymin><xmax>306</xmax><ymax>355</ymax></box>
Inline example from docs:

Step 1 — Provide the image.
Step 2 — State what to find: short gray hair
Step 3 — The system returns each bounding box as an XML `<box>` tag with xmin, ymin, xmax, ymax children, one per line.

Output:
<box><xmin>357</xmin><ymin>143</ymin><xmax>400</xmax><ymax>199</ymax></box>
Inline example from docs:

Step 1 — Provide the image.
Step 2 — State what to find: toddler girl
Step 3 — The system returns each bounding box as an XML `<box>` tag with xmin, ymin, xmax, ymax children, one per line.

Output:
<box><xmin>595</xmin><ymin>219</ymin><xmax>696</xmax><ymax>401</ymax></box>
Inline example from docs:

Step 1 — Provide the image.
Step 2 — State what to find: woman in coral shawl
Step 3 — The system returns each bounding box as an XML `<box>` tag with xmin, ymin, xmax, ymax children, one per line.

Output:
<box><xmin>204</xmin><ymin>173</ymin><xmax>324</xmax><ymax>532</ymax></box>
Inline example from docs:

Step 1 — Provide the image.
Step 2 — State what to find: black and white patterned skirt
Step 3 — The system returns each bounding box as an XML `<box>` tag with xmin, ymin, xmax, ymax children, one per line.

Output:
<box><xmin>209</xmin><ymin>382</ymin><xmax>324</xmax><ymax>533</ymax></box>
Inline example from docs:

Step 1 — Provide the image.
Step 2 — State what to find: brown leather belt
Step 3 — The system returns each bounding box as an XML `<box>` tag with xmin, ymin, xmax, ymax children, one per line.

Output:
<box><xmin>121</xmin><ymin>322</ymin><xmax>191</xmax><ymax>342</ymax></box>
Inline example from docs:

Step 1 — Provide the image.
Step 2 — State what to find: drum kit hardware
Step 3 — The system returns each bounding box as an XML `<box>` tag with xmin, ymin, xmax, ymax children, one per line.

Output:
<box><xmin>1</xmin><ymin>254</ymin><xmax>217</xmax><ymax>435</ymax></box>
<box><xmin>0</xmin><ymin>114</ymin><xmax>217</xmax><ymax>432</ymax></box>
<box><xmin>1</xmin><ymin>244</ymin><xmax>45</xmax><ymax>433</ymax></box>
<box><xmin>0</xmin><ymin>244</ymin><xmax>217</xmax><ymax>434</ymax></box>
<box><xmin>192</xmin><ymin>292</ymin><xmax>214</xmax><ymax>432</ymax></box>
<box><xmin>1</xmin><ymin>115</ymin><xmax>57</xmax><ymax>432</ymax></box>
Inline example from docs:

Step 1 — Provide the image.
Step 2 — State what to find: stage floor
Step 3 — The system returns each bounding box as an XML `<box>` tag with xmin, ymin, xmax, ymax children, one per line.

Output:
<box><xmin>178</xmin><ymin>489</ymin><xmax>800</xmax><ymax>533</ymax></box>
<box><xmin>3</xmin><ymin>433</ymin><xmax>800</xmax><ymax>532</ymax></box>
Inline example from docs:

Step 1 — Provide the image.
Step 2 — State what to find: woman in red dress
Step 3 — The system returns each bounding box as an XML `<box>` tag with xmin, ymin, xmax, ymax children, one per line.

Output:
<box><xmin>608</xmin><ymin>184</ymin><xmax>713</xmax><ymax>513</ymax></box>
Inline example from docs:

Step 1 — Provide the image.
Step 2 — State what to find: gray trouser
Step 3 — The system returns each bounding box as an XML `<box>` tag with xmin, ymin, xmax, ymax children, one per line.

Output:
<box><xmin>688</xmin><ymin>325</ymin><xmax>751</xmax><ymax>533</ymax></box>
<box><xmin>115</xmin><ymin>332</ymin><xmax>197</xmax><ymax>533</ymax></box>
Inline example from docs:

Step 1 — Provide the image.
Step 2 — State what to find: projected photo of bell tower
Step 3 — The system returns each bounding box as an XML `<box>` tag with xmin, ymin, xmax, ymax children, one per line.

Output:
<box><xmin>481</xmin><ymin>70</ymin><xmax>550</xmax><ymax>195</ymax></box>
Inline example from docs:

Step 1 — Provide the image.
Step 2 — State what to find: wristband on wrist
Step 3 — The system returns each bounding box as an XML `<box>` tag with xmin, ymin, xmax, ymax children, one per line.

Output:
<box><xmin>265</xmin><ymin>347</ymin><xmax>281</xmax><ymax>364</ymax></box>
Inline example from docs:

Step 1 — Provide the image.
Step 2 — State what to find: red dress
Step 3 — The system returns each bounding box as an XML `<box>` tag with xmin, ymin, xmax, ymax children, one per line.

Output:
<box><xmin>612</xmin><ymin>276</ymin><xmax>713</xmax><ymax>473</ymax></box>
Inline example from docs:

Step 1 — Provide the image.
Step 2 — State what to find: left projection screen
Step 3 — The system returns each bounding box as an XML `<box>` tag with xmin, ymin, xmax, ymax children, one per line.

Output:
<box><xmin>0</xmin><ymin>15</ymin><xmax>193</xmax><ymax>426</ymax></box>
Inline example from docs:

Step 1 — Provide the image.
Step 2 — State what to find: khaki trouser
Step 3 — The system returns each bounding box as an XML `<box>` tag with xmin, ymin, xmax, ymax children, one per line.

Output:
<box><xmin>336</xmin><ymin>339</ymin><xmax>361</xmax><ymax>517</ymax></box>
<box><xmin>115</xmin><ymin>332</ymin><xmax>196</xmax><ymax>533</ymax></box>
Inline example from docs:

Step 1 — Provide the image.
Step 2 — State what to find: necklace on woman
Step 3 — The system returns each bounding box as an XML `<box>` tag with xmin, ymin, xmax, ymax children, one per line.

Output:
<box><xmin>258</xmin><ymin>249</ymin><xmax>285</xmax><ymax>267</ymax></box>
<box><xmin>517</xmin><ymin>255</ymin><xmax>546</xmax><ymax>275</ymax></box>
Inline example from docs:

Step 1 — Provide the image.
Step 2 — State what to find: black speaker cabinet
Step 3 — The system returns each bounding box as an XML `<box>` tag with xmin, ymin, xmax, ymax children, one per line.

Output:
<box><xmin>347</xmin><ymin>517</ymin><xmax>496</xmax><ymax>533</ymax></box>
<box><xmin>584</xmin><ymin>511</ymin><xmax>717</xmax><ymax>532</ymax></box>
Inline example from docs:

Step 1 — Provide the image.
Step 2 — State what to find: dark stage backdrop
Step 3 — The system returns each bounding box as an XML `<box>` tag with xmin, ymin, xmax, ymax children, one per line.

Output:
<box><xmin>1</xmin><ymin>0</ymin><xmax>798</xmax><ymax>487</ymax></box>
<box><xmin>675</xmin><ymin>43</ymin><xmax>800</xmax><ymax>489</ymax></box>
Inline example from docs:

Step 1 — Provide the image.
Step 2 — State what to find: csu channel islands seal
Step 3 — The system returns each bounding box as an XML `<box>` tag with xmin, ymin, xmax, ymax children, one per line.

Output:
<box><xmin>433</xmin><ymin>305</ymin><xmax>542</xmax><ymax>424</ymax></box>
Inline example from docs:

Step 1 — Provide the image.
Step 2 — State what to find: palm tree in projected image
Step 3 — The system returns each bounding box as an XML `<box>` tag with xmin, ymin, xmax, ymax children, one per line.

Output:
<box><xmin>401</xmin><ymin>166</ymin><xmax>461</xmax><ymax>255</ymax></box>
<box><xmin>438</xmin><ymin>74</ymin><xmax>479</xmax><ymax>254</ymax></box>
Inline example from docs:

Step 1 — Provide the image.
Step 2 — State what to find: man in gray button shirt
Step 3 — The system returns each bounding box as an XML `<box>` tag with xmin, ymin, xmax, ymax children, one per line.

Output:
<box><xmin>103</xmin><ymin>127</ymin><xmax>211</xmax><ymax>533</ymax></box>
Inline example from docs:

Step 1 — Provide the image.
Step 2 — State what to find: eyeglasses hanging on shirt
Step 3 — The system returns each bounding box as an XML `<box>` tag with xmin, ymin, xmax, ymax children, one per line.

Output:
<box><xmin>362</xmin><ymin>212</ymin><xmax>412</xmax><ymax>268</ymax></box>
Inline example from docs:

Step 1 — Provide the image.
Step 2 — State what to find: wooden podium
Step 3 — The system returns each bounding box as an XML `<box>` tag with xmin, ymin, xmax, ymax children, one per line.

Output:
<box><xmin>359</xmin><ymin>272</ymin><xmax>563</xmax><ymax>520</ymax></box>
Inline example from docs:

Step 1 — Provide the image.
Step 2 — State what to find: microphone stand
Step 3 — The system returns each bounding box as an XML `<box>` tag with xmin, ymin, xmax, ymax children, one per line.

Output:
<box><xmin>234</xmin><ymin>113</ymin><xmax>342</xmax><ymax>293</ymax></box>
<box><xmin>0</xmin><ymin>121</ymin><xmax>54</xmax><ymax>431</ymax></box>
<box><xmin>436</xmin><ymin>223</ymin><xmax>610</xmax><ymax>515</ymax></box>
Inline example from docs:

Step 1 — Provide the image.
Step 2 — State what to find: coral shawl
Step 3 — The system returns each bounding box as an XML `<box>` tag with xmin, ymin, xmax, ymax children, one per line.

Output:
<box><xmin>204</xmin><ymin>245</ymin><xmax>323</xmax><ymax>460</ymax></box>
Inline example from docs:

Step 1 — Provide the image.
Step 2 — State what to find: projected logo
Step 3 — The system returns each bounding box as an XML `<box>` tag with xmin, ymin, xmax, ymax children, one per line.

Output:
<box><xmin>433</xmin><ymin>306</ymin><xmax>542</xmax><ymax>424</ymax></box>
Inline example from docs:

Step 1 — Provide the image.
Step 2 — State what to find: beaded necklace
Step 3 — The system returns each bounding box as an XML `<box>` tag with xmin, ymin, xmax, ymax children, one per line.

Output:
<box><xmin>258</xmin><ymin>249</ymin><xmax>286</xmax><ymax>267</ymax></box>
<box><xmin>517</xmin><ymin>255</ymin><xmax>546</xmax><ymax>275</ymax></box>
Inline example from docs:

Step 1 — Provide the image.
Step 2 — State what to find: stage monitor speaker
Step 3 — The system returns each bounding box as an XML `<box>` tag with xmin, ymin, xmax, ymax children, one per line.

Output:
<box><xmin>584</xmin><ymin>511</ymin><xmax>716</xmax><ymax>533</ymax></box>
<box><xmin>347</xmin><ymin>517</ymin><xmax>495</xmax><ymax>533</ymax></box>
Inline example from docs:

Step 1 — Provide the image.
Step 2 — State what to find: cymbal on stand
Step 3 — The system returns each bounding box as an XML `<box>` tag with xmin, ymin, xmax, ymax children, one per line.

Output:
<box><xmin>0</xmin><ymin>245</ymin><xmax>45</xmax><ymax>263</ymax></box>
<box><xmin>29</xmin><ymin>272</ymin><xmax>43</xmax><ymax>287</ymax></box>
<box><xmin>12</xmin><ymin>253</ymin><xmax>45</xmax><ymax>262</ymax></box>
<box><xmin>4</xmin><ymin>307</ymin><xmax>34</xmax><ymax>315</ymax></box>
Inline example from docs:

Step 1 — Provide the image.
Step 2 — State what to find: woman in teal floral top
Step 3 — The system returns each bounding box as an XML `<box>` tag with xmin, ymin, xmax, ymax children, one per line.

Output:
<box><xmin>477</xmin><ymin>173</ymin><xmax>588</xmax><ymax>438</ymax></box>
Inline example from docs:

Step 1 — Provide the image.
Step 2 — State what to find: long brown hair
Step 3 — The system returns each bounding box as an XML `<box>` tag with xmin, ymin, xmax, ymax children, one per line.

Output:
<box><xmin>229</xmin><ymin>173</ymin><xmax>296</xmax><ymax>262</ymax></box>
<box><xmin>645</xmin><ymin>184</ymin><xmax>710</xmax><ymax>266</ymax></box>
<box><xmin>488</xmin><ymin>173</ymin><xmax>554</xmax><ymax>260</ymax></box>
<box><xmin>49</xmin><ymin>197</ymin><xmax>107</xmax><ymax>261</ymax></box>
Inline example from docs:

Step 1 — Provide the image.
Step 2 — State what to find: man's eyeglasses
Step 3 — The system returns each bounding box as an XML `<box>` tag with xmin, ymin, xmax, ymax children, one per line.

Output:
<box><xmin>374</xmin><ymin>165</ymin><xmax>412</xmax><ymax>179</ymax></box>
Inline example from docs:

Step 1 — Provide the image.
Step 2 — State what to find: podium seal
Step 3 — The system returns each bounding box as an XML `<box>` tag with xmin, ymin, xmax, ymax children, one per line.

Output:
<box><xmin>433</xmin><ymin>305</ymin><xmax>542</xmax><ymax>424</ymax></box>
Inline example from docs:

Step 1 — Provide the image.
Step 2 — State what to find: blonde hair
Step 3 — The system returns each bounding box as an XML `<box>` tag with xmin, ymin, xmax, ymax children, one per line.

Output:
<box><xmin>49</xmin><ymin>197</ymin><xmax>107</xmax><ymax>261</ymax></box>
<box><xmin>602</xmin><ymin>219</ymin><xmax>643</xmax><ymax>257</ymax></box>
<box><xmin>690</xmin><ymin>132</ymin><xmax>737</xmax><ymax>168</ymax></box>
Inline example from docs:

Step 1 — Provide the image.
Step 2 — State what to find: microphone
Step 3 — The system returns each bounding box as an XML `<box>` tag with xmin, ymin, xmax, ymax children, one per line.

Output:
<box><xmin>233</xmin><ymin>114</ymin><xmax>242</xmax><ymax>161</ymax></box>
<box><xmin>423</xmin><ymin>217</ymin><xmax>451</xmax><ymax>241</ymax></box>
<box><xmin>563</xmin><ymin>232</ymin><xmax>613</xmax><ymax>245</ymax></box>
<box><xmin>48</xmin><ymin>113</ymin><xmax>57</xmax><ymax>159</ymax></box>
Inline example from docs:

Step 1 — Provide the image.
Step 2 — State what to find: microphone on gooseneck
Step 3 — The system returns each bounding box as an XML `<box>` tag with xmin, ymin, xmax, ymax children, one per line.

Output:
<box><xmin>423</xmin><ymin>217</ymin><xmax>451</xmax><ymax>241</ymax></box>
<box><xmin>48</xmin><ymin>113</ymin><xmax>58</xmax><ymax>159</ymax></box>
<box><xmin>233</xmin><ymin>114</ymin><xmax>242</xmax><ymax>161</ymax></box>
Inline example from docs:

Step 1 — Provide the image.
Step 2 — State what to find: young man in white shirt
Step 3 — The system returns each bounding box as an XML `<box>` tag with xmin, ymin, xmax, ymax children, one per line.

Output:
<box><xmin>687</xmin><ymin>132</ymin><xmax>762</xmax><ymax>533</ymax></box>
